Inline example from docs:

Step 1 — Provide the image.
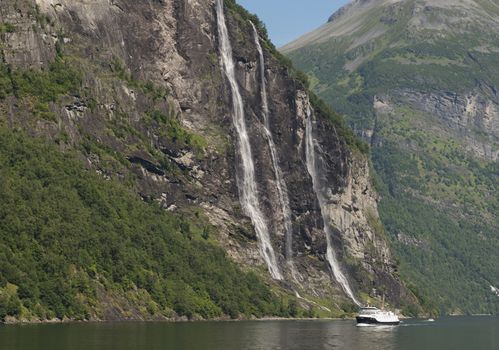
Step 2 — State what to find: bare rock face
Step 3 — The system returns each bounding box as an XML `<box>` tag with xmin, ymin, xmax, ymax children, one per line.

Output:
<box><xmin>285</xmin><ymin>0</ymin><xmax>498</xmax><ymax>314</ymax></box>
<box><xmin>0</xmin><ymin>0</ymin><xmax>416</xmax><ymax>315</ymax></box>
<box><xmin>394</xmin><ymin>89</ymin><xmax>499</xmax><ymax>161</ymax></box>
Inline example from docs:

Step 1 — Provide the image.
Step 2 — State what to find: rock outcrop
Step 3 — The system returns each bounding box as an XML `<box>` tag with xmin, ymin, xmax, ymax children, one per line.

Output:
<box><xmin>0</xmin><ymin>0</ymin><xmax>416</xmax><ymax>316</ymax></box>
<box><xmin>285</xmin><ymin>0</ymin><xmax>499</xmax><ymax>314</ymax></box>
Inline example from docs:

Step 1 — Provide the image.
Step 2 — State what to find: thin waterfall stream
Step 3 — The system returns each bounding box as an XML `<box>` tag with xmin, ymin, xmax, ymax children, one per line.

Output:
<box><xmin>250</xmin><ymin>22</ymin><xmax>296</xmax><ymax>274</ymax></box>
<box><xmin>215</xmin><ymin>0</ymin><xmax>282</xmax><ymax>280</ymax></box>
<box><xmin>304</xmin><ymin>108</ymin><xmax>361</xmax><ymax>306</ymax></box>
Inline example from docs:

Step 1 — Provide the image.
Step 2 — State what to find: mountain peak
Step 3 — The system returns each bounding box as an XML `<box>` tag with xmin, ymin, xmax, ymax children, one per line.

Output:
<box><xmin>285</xmin><ymin>0</ymin><xmax>499</xmax><ymax>315</ymax></box>
<box><xmin>329</xmin><ymin>0</ymin><xmax>499</xmax><ymax>22</ymax></box>
<box><xmin>327</xmin><ymin>0</ymin><xmax>399</xmax><ymax>23</ymax></box>
<box><xmin>282</xmin><ymin>0</ymin><xmax>499</xmax><ymax>53</ymax></box>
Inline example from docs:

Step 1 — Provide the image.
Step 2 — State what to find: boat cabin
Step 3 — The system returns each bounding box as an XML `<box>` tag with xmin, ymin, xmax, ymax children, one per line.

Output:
<box><xmin>358</xmin><ymin>307</ymin><xmax>380</xmax><ymax>315</ymax></box>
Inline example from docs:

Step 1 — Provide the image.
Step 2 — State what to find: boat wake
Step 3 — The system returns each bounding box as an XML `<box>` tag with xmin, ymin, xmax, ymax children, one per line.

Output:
<box><xmin>398</xmin><ymin>321</ymin><xmax>434</xmax><ymax>327</ymax></box>
<box><xmin>356</xmin><ymin>324</ymin><xmax>397</xmax><ymax>330</ymax></box>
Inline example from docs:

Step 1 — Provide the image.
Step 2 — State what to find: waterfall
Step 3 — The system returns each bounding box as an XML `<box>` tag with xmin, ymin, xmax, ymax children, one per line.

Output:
<box><xmin>215</xmin><ymin>0</ymin><xmax>283</xmax><ymax>280</ymax></box>
<box><xmin>250</xmin><ymin>22</ymin><xmax>295</xmax><ymax>268</ymax></box>
<box><xmin>304</xmin><ymin>108</ymin><xmax>361</xmax><ymax>306</ymax></box>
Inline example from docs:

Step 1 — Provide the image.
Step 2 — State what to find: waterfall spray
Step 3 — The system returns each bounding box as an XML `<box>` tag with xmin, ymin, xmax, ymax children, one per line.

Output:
<box><xmin>215</xmin><ymin>0</ymin><xmax>282</xmax><ymax>280</ymax></box>
<box><xmin>304</xmin><ymin>107</ymin><xmax>361</xmax><ymax>306</ymax></box>
<box><xmin>251</xmin><ymin>22</ymin><xmax>295</xmax><ymax>271</ymax></box>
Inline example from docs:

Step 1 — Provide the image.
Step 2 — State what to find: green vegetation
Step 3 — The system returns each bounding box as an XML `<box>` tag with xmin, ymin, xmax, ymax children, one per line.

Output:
<box><xmin>0</xmin><ymin>127</ymin><xmax>300</xmax><ymax>321</ymax></box>
<box><xmin>223</xmin><ymin>0</ymin><xmax>367</xmax><ymax>154</ymax></box>
<box><xmin>144</xmin><ymin>110</ymin><xmax>207</xmax><ymax>156</ymax></box>
<box><xmin>287</xmin><ymin>0</ymin><xmax>499</xmax><ymax>314</ymax></box>
<box><xmin>9</xmin><ymin>57</ymin><xmax>81</xmax><ymax>102</ymax></box>
<box><xmin>110</xmin><ymin>58</ymin><xmax>169</xmax><ymax>101</ymax></box>
<box><xmin>309</xmin><ymin>92</ymin><xmax>369</xmax><ymax>154</ymax></box>
<box><xmin>224</xmin><ymin>0</ymin><xmax>309</xmax><ymax>88</ymax></box>
<box><xmin>374</xmin><ymin>139</ymin><xmax>499</xmax><ymax>315</ymax></box>
<box><xmin>0</xmin><ymin>23</ymin><xmax>16</xmax><ymax>34</ymax></box>
<box><xmin>0</xmin><ymin>55</ymin><xmax>82</xmax><ymax>127</ymax></box>
<box><xmin>32</xmin><ymin>4</ymin><xmax>55</xmax><ymax>29</ymax></box>
<box><xmin>0</xmin><ymin>64</ymin><xmax>13</xmax><ymax>99</ymax></box>
<box><xmin>0</xmin><ymin>56</ymin><xmax>82</xmax><ymax>119</ymax></box>
<box><xmin>0</xmin><ymin>1</ymin><xmax>363</xmax><ymax>323</ymax></box>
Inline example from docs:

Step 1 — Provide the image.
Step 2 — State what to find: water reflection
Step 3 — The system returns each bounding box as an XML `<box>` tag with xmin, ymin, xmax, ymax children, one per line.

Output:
<box><xmin>0</xmin><ymin>320</ymin><xmax>396</xmax><ymax>350</ymax></box>
<box><xmin>0</xmin><ymin>317</ymin><xmax>497</xmax><ymax>350</ymax></box>
<box><xmin>352</xmin><ymin>324</ymin><xmax>396</xmax><ymax>350</ymax></box>
<box><xmin>185</xmin><ymin>320</ymin><xmax>397</xmax><ymax>350</ymax></box>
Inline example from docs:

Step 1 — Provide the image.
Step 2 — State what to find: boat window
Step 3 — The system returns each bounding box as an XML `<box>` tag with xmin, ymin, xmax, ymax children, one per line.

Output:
<box><xmin>360</xmin><ymin>308</ymin><xmax>378</xmax><ymax>315</ymax></box>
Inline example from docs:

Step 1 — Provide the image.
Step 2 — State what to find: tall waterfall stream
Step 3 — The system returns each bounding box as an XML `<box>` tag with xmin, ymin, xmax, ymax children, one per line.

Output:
<box><xmin>216</xmin><ymin>0</ymin><xmax>282</xmax><ymax>280</ymax></box>
<box><xmin>304</xmin><ymin>108</ymin><xmax>360</xmax><ymax>305</ymax></box>
<box><xmin>251</xmin><ymin>22</ymin><xmax>296</xmax><ymax>275</ymax></box>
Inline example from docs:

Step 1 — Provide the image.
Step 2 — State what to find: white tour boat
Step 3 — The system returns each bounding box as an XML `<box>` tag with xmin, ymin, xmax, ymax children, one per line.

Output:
<box><xmin>356</xmin><ymin>306</ymin><xmax>400</xmax><ymax>325</ymax></box>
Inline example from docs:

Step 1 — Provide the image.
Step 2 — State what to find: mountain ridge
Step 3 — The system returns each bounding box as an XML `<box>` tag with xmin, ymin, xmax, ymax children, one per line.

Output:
<box><xmin>0</xmin><ymin>0</ymin><xmax>419</xmax><ymax>322</ymax></box>
<box><xmin>283</xmin><ymin>0</ymin><xmax>499</xmax><ymax>53</ymax></box>
<box><xmin>285</xmin><ymin>0</ymin><xmax>499</xmax><ymax>314</ymax></box>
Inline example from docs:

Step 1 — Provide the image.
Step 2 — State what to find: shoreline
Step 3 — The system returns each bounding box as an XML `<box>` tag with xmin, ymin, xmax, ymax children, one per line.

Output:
<box><xmin>3</xmin><ymin>313</ymin><xmax>495</xmax><ymax>326</ymax></box>
<box><xmin>1</xmin><ymin>315</ymin><xmax>351</xmax><ymax>326</ymax></box>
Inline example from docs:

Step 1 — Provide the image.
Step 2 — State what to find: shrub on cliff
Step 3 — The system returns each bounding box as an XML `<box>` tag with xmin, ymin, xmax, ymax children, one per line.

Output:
<box><xmin>0</xmin><ymin>127</ymin><xmax>285</xmax><ymax>321</ymax></box>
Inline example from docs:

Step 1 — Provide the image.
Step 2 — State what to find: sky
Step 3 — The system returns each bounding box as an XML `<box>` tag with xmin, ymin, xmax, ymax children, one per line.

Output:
<box><xmin>237</xmin><ymin>0</ymin><xmax>350</xmax><ymax>47</ymax></box>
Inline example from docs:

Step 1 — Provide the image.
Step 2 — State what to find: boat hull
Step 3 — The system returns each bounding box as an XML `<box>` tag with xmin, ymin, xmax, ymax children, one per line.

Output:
<box><xmin>356</xmin><ymin>316</ymin><xmax>400</xmax><ymax>325</ymax></box>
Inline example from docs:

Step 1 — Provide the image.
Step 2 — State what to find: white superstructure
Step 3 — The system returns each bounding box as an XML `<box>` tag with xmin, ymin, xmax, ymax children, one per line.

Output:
<box><xmin>356</xmin><ymin>307</ymin><xmax>400</xmax><ymax>325</ymax></box>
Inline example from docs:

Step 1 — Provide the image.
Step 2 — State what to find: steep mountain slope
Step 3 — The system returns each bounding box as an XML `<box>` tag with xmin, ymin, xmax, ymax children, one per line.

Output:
<box><xmin>0</xmin><ymin>0</ymin><xmax>418</xmax><ymax>322</ymax></box>
<box><xmin>284</xmin><ymin>0</ymin><xmax>499</xmax><ymax>314</ymax></box>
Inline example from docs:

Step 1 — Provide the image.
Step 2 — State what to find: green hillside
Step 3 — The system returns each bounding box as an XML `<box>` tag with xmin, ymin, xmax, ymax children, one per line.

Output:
<box><xmin>1</xmin><ymin>0</ymin><xmax>390</xmax><ymax>322</ymax></box>
<box><xmin>285</xmin><ymin>0</ymin><xmax>499</xmax><ymax>314</ymax></box>
<box><xmin>0</xmin><ymin>126</ymin><xmax>296</xmax><ymax>322</ymax></box>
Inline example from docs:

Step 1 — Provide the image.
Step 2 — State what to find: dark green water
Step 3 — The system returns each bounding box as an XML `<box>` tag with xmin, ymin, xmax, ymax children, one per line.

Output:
<box><xmin>0</xmin><ymin>316</ymin><xmax>497</xmax><ymax>350</ymax></box>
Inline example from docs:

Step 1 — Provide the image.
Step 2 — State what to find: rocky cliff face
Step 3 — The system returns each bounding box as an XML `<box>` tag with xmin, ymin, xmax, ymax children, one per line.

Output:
<box><xmin>285</xmin><ymin>0</ymin><xmax>499</xmax><ymax>314</ymax></box>
<box><xmin>0</xmin><ymin>0</ymin><xmax>416</xmax><ymax>317</ymax></box>
<box><xmin>392</xmin><ymin>89</ymin><xmax>498</xmax><ymax>160</ymax></box>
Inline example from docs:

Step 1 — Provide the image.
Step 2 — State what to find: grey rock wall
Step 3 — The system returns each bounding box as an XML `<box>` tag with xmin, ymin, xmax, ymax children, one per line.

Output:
<box><xmin>0</xmin><ymin>0</ymin><xmax>416</xmax><ymax>311</ymax></box>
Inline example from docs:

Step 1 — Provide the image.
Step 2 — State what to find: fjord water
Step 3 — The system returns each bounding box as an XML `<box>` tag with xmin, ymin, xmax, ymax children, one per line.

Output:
<box><xmin>304</xmin><ymin>110</ymin><xmax>360</xmax><ymax>306</ymax></box>
<box><xmin>1</xmin><ymin>317</ymin><xmax>497</xmax><ymax>350</ymax></box>
<box><xmin>215</xmin><ymin>0</ymin><xmax>282</xmax><ymax>280</ymax></box>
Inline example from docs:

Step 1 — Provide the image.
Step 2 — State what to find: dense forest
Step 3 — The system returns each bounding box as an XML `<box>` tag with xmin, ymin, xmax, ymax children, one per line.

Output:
<box><xmin>0</xmin><ymin>127</ymin><xmax>306</xmax><ymax>321</ymax></box>
<box><xmin>0</xmin><ymin>0</ymin><xmax>423</xmax><ymax>321</ymax></box>
<box><xmin>286</xmin><ymin>0</ymin><xmax>499</xmax><ymax>314</ymax></box>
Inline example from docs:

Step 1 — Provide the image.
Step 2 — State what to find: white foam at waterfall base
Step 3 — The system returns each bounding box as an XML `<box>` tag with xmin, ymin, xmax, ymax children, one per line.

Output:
<box><xmin>251</xmin><ymin>22</ymin><xmax>296</xmax><ymax>273</ymax></box>
<box><xmin>304</xmin><ymin>109</ymin><xmax>361</xmax><ymax>306</ymax></box>
<box><xmin>215</xmin><ymin>0</ymin><xmax>282</xmax><ymax>280</ymax></box>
